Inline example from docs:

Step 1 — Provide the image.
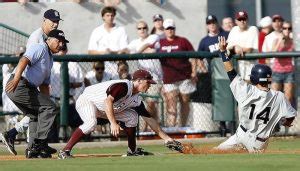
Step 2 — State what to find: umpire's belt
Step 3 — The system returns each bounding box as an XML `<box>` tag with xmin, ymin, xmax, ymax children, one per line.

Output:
<box><xmin>240</xmin><ymin>125</ymin><xmax>268</xmax><ymax>142</ymax></box>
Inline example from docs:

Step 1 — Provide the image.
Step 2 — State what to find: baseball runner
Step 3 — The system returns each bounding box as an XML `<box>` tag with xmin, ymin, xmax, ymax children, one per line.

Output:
<box><xmin>215</xmin><ymin>36</ymin><xmax>297</xmax><ymax>153</ymax></box>
<box><xmin>0</xmin><ymin>9</ymin><xmax>62</xmax><ymax>156</ymax></box>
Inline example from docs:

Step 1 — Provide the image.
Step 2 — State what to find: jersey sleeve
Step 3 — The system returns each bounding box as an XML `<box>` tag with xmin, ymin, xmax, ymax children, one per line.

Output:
<box><xmin>106</xmin><ymin>82</ymin><xmax>128</xmax><ymax>102</ymax></box>
<box><xmin>279</xmin><ymin>93</ymin><xmax>297</xmax><ymax>118</ymax></box>
<box><xmin>230</xmin><ymin>75</ymin><xmax>253</xmax><ymax>103</ymax></box>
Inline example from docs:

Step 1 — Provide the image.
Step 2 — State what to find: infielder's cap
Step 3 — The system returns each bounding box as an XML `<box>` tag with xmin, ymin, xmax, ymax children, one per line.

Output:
<box><xmin>153</xmin><ymin>14</ymin><xmax>163</xmax><ymax>21</ymax></box>
<box><xmin>163</xmin><ymin>19</ymin><xmax>175</xmax><ymax>29</ymax></box>
<box><xmin>272</xmin><ymin>14</ymin><xmax>284</xmax><ymax>22</ymax></box>
<box><xmin>235</xmin><ymin>11</ymin><xmax>248</xmax><ymax>20</ymax></box>
<box><xmin>132</xmin><ymin>70</ymin><xmax>156</xmax><ymax>84</ymax></box>
<box><xmin>48</xmin><ymin>29</ymin><xmax>69</xmax><ymax>43</ymax></box>
<box><xmin>44</xmin><ymin>9</ymin><xmax>62</xmax><ymax>22</ymax></box>
<box><xmin>206</xmin><ymin>15</ymin><xmax>218</xmax><ymax>24</ymax></box>
<box><xmin>259</xmin><ymin>16</ymin><xmax>272</xmax><ymax>28</ymax></box>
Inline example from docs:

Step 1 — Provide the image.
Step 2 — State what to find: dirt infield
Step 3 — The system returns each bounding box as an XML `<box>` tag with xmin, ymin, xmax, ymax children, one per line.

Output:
<box><xmin>1</xmin><ymin>148</ymin><xmax>300</xmax><ymax>161</ymax></box>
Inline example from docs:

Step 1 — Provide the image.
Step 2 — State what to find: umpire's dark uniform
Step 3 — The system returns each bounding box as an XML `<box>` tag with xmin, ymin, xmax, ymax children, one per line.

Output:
<box><xmin>6</xmin><ymin>30</ymin><xmax>68</xmax><ymax>158</ymax></box>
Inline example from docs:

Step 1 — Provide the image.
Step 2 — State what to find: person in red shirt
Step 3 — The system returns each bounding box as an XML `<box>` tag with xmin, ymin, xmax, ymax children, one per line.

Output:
<box><xmin>271</xmin><ymin>21</ymin><xmax>295</xmax><ymax>107</ymax></box>
<box><xmin>153</xmin><ymin>19</ymin><xmax>197</xmax><ymax>127</ymax></box>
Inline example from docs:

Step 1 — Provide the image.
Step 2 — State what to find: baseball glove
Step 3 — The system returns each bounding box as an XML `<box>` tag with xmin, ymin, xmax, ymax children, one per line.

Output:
<box><xmin>165</xmin><ymin>140</ymin><xmax>184</xmax><ymax>153</ymax></box>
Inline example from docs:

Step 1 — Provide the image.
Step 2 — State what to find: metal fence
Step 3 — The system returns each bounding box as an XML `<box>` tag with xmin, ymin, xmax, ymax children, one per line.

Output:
<box><xmin>0</xmin><ymin>52</ymin><xmax>300</xmax><ymax>141</ymax></box>
<box><xmin>0</xmin><ymin>23</ymin><xmax>29</xmax><ymax>55</ymax></box>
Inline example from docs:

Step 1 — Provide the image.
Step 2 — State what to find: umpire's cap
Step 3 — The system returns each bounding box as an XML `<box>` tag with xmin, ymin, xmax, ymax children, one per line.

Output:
<box><xmin>132</xmin><ymin>70</ymin><xmax>156</xmax><ymax>84</ymax></box>
<box><xmin>250</xmin><ymin>64</ymin><xmax>272</xmax><ymax>85</ymax></box>
<box><xmin>48</xmin><ymin>29</ymin><xmax>69</xmax><ymax>43</ymax></box>
<box><xmin>44</xmin><ymin>9</ymin><xmax>62</xmax><ymax>22</ymax></box>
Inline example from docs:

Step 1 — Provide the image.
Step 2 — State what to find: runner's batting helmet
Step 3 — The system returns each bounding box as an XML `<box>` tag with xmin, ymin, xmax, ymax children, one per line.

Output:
<box><xmin>250</xmin><ymin>64</ymin><xmax>272</xmax><ymax>85</ymax></box>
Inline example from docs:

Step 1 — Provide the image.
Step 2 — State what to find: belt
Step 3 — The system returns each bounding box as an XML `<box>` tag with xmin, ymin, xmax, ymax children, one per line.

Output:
<box><xmin>50</xmin><ymin>96</ymin><xmax>60</xmax><ymax>100</ymax></box>
<box><xmin>240</xmin><ymin>125</ymin><xmax>268</xmax><ymax>142</ymax></box>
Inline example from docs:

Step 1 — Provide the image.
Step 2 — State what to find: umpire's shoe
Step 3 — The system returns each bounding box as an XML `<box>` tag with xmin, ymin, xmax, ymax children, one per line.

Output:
<box><xmin>26</xmin><ymin>139</ymin><xmax>52</xmax><ymax>159</ymax></box>
<box><xmin>0</xmin><ymin>132</ymin><xmax>17</xmax><ymax>155</ymax></box>
<box><xmin>58</xmin><ymin>150</ymin><xmax>74</xmax><ymax>159</ymax></box>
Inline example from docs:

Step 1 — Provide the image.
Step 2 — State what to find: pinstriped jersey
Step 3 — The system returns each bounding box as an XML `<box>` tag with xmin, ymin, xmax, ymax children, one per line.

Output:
<box><xmin>230</xmin><ymin>75</ymin><xmax>297</xmax><ymax>138</ymax></box>
<box><xmin>82</xmin><ymin>80</ymin><xmax>142</xmax><ymax>113</ymax></box>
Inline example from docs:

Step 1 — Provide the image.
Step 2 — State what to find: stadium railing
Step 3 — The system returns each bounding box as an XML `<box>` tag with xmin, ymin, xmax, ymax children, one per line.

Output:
<box><xmin>0</xmin><ymin>51</ymin><xmax>299</xmax><ymax>140</ymax></box>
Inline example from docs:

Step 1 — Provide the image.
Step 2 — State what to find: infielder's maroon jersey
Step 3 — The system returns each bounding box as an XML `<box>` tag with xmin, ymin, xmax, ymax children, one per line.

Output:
<box><xmin>82</xmin><ymin>80</ymin><xmax>142</xmax><ymax>113</ymax></box>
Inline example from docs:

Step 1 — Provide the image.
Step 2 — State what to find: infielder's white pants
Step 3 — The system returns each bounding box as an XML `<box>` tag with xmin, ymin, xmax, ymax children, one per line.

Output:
<box><xmin>76</xmin><ymin>95</ymin><xmax>138</xmax><ymax>134</ymax></box>
<box><xmin>216</xmin><ymin>125</ymin><xmax>268</xmax><ymax>153</ymax></box>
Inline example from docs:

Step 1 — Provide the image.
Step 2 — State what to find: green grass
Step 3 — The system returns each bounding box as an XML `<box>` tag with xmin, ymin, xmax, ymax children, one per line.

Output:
<box><xmin>1</xmin><ymin>138</ymin><xmax>300</xmax><ymax>171</ymax></box>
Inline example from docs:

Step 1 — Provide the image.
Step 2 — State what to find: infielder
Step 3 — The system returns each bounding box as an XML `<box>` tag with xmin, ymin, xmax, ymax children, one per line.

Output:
<box><xmin>58</xmin><ymin>70</ymin><xmax>183</xmax><ymax>159</ymax></box>
<box><xmin>216</xmin><ymin>36</ymin><xmax>296</xmax><ymax>153</ymax></box>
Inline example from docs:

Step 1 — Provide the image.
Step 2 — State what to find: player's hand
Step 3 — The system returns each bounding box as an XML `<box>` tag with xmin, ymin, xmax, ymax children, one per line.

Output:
<box><xmin>110</xmin><ymin>123</ymin><xmax>121</xmax><ymax>137</ymax></box>
<box><xmin>218</xmin><ymin>36</ymin><xmax>227</xmax><ymax>52</ymax></box>
<box><xmin>5</xmin><ymin>78</ymin><xmax>20</xmax><ymax>93</ymax></box>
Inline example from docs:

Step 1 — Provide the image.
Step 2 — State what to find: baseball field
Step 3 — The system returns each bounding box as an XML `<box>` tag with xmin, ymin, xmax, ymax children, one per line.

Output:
<box><xmin>0</xmin><ymin>137</ymin><xmax>300</xmax><ymax>171</ymax></box>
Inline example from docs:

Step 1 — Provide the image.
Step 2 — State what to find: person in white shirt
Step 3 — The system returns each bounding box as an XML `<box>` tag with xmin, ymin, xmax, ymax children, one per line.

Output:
<box><xmin>226</xmin><ymin>10</ymin><xmax>259</xmax><ymax>81</ymax></box>
<box><xmin>216</xmin><ymin>36</ymin><xmax>296</xmax><ymax>153</ymax></box>
<box><xmin>84</xmin><ymin>61</ymin><xmax>114</xmax><ymax>87</ymax></box>
<box><xmin>125</xmin><ymin>20</ymin><xmax>163</xmax><ymax>131</ymax></box>
<box><xmin>87</xmin><ymin>6</ymin><xmax>128</xmax><ymax>77</ymax></box>
<box><xmin>262</xmin><ymin>14</ymin><xmax>284</xmax><ymax>65</ymax></box>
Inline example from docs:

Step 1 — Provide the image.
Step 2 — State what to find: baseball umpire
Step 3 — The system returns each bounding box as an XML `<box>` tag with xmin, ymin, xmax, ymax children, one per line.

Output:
<box><xmin>5</xmin><ymin>29</ymin><xmax>69</xmax><ymax>158</ymax></box>
<box><xmin>215</xmin><ymin>36</ymin><xmax>297</xmax><ymax>153</ymax></box>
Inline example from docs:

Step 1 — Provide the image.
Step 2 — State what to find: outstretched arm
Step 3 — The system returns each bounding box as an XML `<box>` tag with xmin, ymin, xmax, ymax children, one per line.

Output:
<box><xmin>218</xmin><ymin>36</ymin><xmax>237</xmax><ymax>82</ymax></box>
<box><xmin>141</xmin><ymin>116</ymin><xmax>172</xmax><ymax>142</ymax></box>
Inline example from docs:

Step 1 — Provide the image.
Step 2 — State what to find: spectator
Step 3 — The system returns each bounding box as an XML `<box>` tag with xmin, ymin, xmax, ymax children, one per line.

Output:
<box><xmin>2</xmin><ymin>46</ymin><xmax>25</xmax><ymax>130</ymax></box>
<box><xmin>258</xmin><ymin>16</ymin><xmax>273</xmax><ymax>64</ymax></box>
<box><xmin>227</xmin><ymin>10</ymin><xmax>259</xmax><ymax>81</ymax></box>
<box><xmin>150</xmin><ymin>14</ymin><xmax>165</xmax><ymax>39</ymax></box>
<box><xmin>262</xmin><ymin>15</ymin><xmax>284</xmax><ymax>64</ymax></box>
<box><xmin>271</xmin><ymin>21</ymin><xmax>295</xmax><ymax>106</ymax></box>
<box><xmin>152</xmin><ymin>19</ymin><xmax>197</xmax><ymax>127</ymax></box>
<box><xmin>88</xmin><ymin>6</ymin><xmax>128</xmax><ymax>77</ymax></box>
<box><xmin>125</xmin><ymin>20</ymin><xmax>163</xmax><ymax>130</ymax></box>
<box><xmin>195</xmin><ymin>15</ymin><xmax>232</xmax><ymax>136</ymax></box>
<box><xmin>115</xmin><ymin>61</ymin><xmax>131</xmax><ymax>80</ymax></box>
<box><xmin>84</xmin><ymin>61</ymin><xmax>114</xmax><ymax>87</ymax></box>
<box><xmin>222</xmin><ymin>17</ymin><xmax>234</xmax><ymax>32</ymax></box>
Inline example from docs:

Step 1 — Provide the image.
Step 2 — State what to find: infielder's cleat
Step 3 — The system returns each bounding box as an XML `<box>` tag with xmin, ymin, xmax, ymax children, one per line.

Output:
<box><xmin>0</xmin><ymin>132</ymin><xmax>17</xmax><ymax>155</ymax></box>
<box><xmin>123</xmin><ymin>147</ymin><xmax>154</xmax><ymax>157</ymax></box>
<box><xmin>58</xmin><ymin>150</ymin><xmax>74</xmax><ymax>159</ymax></box>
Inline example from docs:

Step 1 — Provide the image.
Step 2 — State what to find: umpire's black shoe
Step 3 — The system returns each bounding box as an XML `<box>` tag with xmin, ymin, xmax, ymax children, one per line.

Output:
<box><xmin>26</xmin><ymin>139</ymin><xmax>52</xmax><ymax>159</ymax></box>
<box><xmin>45</xmin><ymin>145</ymin><xmax>57</xmax><ymax>154</ymax></box>
<box><xmin>0</xmin><ymin>132</ymin><xmax>17</xmax><ymax>155</ymax></box>
<box><xmin>124</xmin><ymin>147</ymin><xmax>153</xmax><ymax>157</ymax></box>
